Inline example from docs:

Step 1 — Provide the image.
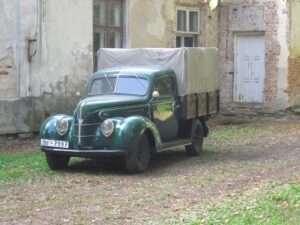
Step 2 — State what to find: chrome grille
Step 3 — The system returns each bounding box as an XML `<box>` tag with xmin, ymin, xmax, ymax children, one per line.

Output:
<box><xmin>75</xmin><ymin>105</ymin><xmax>102</xmax><ymax>148</ymax></box>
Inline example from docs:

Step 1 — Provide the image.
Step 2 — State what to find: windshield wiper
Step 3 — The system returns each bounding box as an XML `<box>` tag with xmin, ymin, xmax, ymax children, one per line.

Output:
<box><xmin>114</xmin><ymin>73</ymin><xmax>120</xmax><ymax>93</ymax></box>
<box><xmin>104</xmin><ymin>74</ymin><xmax>113</xmax><ymax>91</ymax></box>
<box><xmin>134</xmin><ymin>74</ymin><xmax>146</xmax><ymax>90</ymax></box>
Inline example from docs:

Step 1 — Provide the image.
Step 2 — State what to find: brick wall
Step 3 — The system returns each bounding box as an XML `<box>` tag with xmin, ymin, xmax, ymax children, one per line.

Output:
<box><xmin>219</xmin><ymin>1</ymin><xmax>283</xmax><ymax>113</ymax></box>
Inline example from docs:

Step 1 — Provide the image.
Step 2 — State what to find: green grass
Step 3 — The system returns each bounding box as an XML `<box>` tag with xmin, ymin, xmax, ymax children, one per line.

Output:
<box><xmin>190</xmin><ymin>184</ymin><xmax>300</xmax><ymax>225</ymax></box>
<box><xmin>209</xmin><ymin>125</ymin><xmax>275</xmax><ymax>141</ymax></box>
<box><xmin>0</xmin><ymin>152</ymin><xmax>50</xmax><ymax>182</ymax></box>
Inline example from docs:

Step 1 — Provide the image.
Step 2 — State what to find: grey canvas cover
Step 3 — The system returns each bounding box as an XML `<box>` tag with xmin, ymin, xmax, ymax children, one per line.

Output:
<box><xmin>97</xmin><ymin>48</ymin><xmax>219</xmax><ymax>97</ymax></box>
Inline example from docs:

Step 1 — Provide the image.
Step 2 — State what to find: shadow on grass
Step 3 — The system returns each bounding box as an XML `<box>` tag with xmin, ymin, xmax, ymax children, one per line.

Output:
<box><xmin>63</xmin><ymin>148</ymin><xmax>217</xmax><ymax>176</ymax></box>
<box><xmin>61</xmin><ymin>141</ymin><xmax>300</xmax><ymax>176</ymax></box>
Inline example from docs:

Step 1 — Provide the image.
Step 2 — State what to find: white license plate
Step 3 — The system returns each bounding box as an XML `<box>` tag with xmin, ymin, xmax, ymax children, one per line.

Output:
<box><xmin>41</xmin><ymin>139</ymin><xmax>69</xmax><ymax>149</ymax></box>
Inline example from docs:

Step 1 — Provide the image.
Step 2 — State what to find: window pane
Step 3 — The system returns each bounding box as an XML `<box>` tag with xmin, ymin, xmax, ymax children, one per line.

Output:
<box><xmin>184</xmin><ymin>37</ymin><xmax>194</xmax><ymax>47</ymax></box>
<box><xmin>89</xmin><ymin>77</ymin><xmax>117</xmax><ymax>95</ymax></box>
<box><xmin>93</xmin><ymin>29</ymin><xmax>105</xmax><ymax>52</ymax></box>
<box><xmin>93</xmin><ymin>0</ymin><xmax>105</xmax><ymax>25</ymax></box>
<box><xmin>116</xmin><ymin>77</ymin><xmax>148</xmax><ymax>95</ymax></box>
<box><xmin>155</xmin><ymin>77</ymin><xmax>173</xmax><ymax>96</ymax></box>
<box><xmin>109</xmin><ymin>31</ymin><xmax>121</xmax><ymax>48</ymax></box>
<box><xmin>189</xmin><ymin>11</ymin><xmax>199</xmax><ymax>33</ymax></box>
<box><xmin>177</xmin><ymin>10</ymin><xmax>186</xmax><ymax>32</ymax></box>
<box><xmin>108</xmin><ymin>2</ymin><xmax>121</xmax><ymax>27</ymax></box>
<box><xmin>176</xmin><ymin>36</ymin><xmax>182</xmax><ymax>48</ymax></box>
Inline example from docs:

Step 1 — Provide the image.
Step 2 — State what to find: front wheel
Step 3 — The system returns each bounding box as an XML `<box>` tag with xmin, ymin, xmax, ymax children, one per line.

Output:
<box><xmin>125</xmin><ymin>134</ymin><xmax>150</xmax><ymax>173</ymax></box>
<box><xmin>185</xmin><ymin>119</ymin><xmax>204</xmax><ymax>156</ymax></box>
<box><xmin>45</xmin><ymin>152</ymin><xmax>70</xmax><ymax>170</ymax></box>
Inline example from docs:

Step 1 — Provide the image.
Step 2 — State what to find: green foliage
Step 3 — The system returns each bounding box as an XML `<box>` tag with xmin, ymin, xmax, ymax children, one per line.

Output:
<box><xmin>191</xmin><ymin>184</ymin><xmax>300</xmax><ymax>225</ymax></box>
<box><xmin>209</xmin><ymin>125</ymin><xmax>274</xmax><ymax>141</ymax></box>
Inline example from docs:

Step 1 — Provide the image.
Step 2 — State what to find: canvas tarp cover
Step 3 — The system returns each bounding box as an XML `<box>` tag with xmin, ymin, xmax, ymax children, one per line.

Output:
<box><xmin>97</xmin><ymin>48</ymin><xmax>219</xmax><ymax>97</ymax></box>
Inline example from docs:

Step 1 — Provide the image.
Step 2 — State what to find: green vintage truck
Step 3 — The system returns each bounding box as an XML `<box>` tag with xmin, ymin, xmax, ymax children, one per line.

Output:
<box><xmin>40</xmin><ymin>48</ymin><xmax>219</xmax><ymax>173</ymax></box>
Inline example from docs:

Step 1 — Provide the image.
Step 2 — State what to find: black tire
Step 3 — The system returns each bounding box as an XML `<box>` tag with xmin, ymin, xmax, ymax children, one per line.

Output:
<box><xmin>45</xmin><ymin>152</ymin><xmax>70</xmax><ymax>170</ymax></box>
<box><xmin>185</xmin><ymin>119</ymin><xmax>204</xmax><ymax>156</ymax></box>
<box><xmin>125</xmin><ymin>134</ymin><xmax>150</xmax><ymax>173</ymax></box>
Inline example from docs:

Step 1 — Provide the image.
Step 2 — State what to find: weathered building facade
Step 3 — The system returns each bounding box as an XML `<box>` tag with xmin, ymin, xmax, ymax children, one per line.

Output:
<box><xmin>0</xmin><ymin>0</ymin><xmax>93</xmax><ymax>135</ymax></box>
<box><xmin>1</xmin><ymin>0</ymin><xmax>299</xmax><ymax>135</ymax></box>
<box><xmin>219</xmin><ymin>0</ymin><xmax>300</xmax><ymax>114</ymax></box>
<box><xmin>0</xmin><ymin>0</ymin><xmax>218</xmax><ymax>134</ymax></box>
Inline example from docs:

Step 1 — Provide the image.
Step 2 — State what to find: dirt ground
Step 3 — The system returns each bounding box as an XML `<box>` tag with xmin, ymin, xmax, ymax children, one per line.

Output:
<box><xmin>0</xmin><ymin>116</ymin><xmax>300</xmax><ymax>224</ymax></box>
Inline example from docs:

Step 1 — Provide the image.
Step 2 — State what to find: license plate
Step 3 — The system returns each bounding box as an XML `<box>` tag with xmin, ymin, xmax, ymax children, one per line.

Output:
<box><xmin>41</xmin><ymin>139</ymin><xmax>69</xmax><ymax>149</ymax></box>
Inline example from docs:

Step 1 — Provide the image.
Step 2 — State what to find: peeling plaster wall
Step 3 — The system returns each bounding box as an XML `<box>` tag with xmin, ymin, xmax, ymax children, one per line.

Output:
<box><xmin>0</xmin><ymin>1</ymin><xmax>17</xmax><ymax>98</ymax></box>
<box><xmin>288</xmin><ymin>0</ymin><xmax>300</xmax><ymax>106</ymax></box>
<box><xmin>0</xmin><ymin>0</ymin><xmax>219</xmax><ymax>135</ymax></box>
<box><xmin>127</xmin><ymin>0</ymin><xmax>218</xmax><ymax>48</ymax></box>
<box><xmin>0</xmin><ymin>0</ymin><xmax>93</xmax><ymax>134</ymax></box>
<box><xmin>128</xmin><ymin>0</ymin><xmax>175</xmax><ymax>48</ymax></box>
<box><xmin>40</xmin><ymin>0</ymin><xmax>93</xmax><ymax>117</ymax></box>
<box><xmin>276</xmin><ymin>1</ymin><xmax>289</xmax><ymax>109</ymax></box>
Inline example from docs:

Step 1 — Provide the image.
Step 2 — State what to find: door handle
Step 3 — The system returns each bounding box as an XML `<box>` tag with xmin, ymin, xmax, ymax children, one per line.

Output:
<box><xmin>172</xmin><ymin>104</ymin><xmax>180</xmax><ymax>111</ymax></box>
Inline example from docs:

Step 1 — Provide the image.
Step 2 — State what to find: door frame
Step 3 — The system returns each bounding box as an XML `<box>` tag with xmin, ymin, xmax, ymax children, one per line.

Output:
<box><xmin>234</xmin><ymin>32</ymin><xmax>265</xmax><ymax>103</ymax></box>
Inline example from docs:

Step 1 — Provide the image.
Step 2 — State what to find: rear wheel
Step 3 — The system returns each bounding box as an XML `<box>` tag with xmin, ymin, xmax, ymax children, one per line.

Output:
<box><xmin>125</xmin><ymin>134</ymin><xmax>150</xmax><ymax>173</ymax></box>
<box><xmin>45</xmin><ymin>152</ymin><xmax>70</xmax><ymax>170</ymax></box>
<box><xmin>185</xmin><ymin>119</ymin><xmax>204</xmax><ymax>156</ymax></box>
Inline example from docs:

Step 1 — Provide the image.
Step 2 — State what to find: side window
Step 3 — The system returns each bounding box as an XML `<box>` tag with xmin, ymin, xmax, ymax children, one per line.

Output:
<box><xmin>154</xmin><ymin>76</ymin><xmax>174</xmax><ymax>97</ymax></box>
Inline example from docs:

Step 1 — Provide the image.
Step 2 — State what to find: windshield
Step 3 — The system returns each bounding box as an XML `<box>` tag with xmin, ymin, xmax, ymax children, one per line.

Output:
<box><xmin>89</xmin><ymin>75</ymin><xmax>149</xmax><ymax>96</ymax></box>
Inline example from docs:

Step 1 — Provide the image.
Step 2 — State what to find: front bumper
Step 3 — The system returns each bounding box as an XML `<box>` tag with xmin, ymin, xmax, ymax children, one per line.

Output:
<box><xmin>41</xmin><ymin>147</ymin><xmax>128</xmax><ymax>157</ymax></box>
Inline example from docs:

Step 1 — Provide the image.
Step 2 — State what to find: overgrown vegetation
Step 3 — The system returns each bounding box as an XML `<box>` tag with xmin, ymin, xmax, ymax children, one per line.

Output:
<box><xmin>190</xmin><ymin>183</ymin><xmax>300</xmax><ymax>225</ymax></box>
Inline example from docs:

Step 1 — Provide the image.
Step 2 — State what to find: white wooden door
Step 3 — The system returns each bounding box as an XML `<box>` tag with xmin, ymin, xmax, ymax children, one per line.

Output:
<box><xmin>234</xmin><ymin>35</ymin><xmax>265</xmax><ymax>103</ymax></box>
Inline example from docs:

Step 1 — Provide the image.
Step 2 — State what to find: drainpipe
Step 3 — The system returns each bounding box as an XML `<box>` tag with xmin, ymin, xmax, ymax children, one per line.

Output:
<box><xmin>16</xmin><ymin>0</ymin><xmax>21</xmax><ymax>134</ymax></box>
<box><xmin>16</xmin><ymin>0</ymin><xmax>21</xmax><ymax>98</ymax></box>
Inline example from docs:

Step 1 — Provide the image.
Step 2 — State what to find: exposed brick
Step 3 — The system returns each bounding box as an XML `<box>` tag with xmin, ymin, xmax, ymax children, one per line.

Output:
<box><xmin>219</xmin><ymin>1</ymin><xmax>282</xmax><ymax>112</ymax></box>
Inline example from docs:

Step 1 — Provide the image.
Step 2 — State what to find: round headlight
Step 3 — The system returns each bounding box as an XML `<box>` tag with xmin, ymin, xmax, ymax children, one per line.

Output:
<box><xmin>56</xmin><ymin>117</ymin><xmax>69</xmax><ymax>136</ymax></box>
<box><xmin>101</xmin><ymin>119</ymin><xmax>114</xmax><ymax>137</ymax></box>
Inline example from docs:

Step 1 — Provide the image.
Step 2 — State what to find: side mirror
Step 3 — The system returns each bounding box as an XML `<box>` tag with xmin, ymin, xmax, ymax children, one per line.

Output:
<box><xmin>76</xmin><ymin>91</ymin><xmax>81</xmax><ymax>100</ymax></box>
<box><xmin>152</xmin><ymin>91</ymin><xmax>160</xmax><ymax>99</ymax></box>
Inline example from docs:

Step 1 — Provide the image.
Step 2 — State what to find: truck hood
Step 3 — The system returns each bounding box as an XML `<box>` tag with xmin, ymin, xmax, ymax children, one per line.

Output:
<box><xmin>74</xmin><ymin>95</ymin><xmax>148</xmax><ymax>120</ymax></box>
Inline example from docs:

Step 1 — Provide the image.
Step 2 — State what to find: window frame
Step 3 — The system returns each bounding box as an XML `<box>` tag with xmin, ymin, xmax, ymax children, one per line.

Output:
<box><xmin>93</xmin><ymin>0</ymin><xmax>124</xmax><ymax>48</ymax></box>
<box><xmin>176</xmin><ymin>7</ymin><xmax>200</xmax><ymax>35</ymax></box>
<box><xmin>153</xmin><ymin>75</ymin><xmax>175</xmax><ymax>99</ymax></box>
<box><xmin>176</xmin><ymin>35</ymin><xmax>196</xmax><ymax>48</ymax></box>
<box><xmin>93</xmin><ymin>0</ymin><xmax>124</xmax><ymax>71</ymax></box>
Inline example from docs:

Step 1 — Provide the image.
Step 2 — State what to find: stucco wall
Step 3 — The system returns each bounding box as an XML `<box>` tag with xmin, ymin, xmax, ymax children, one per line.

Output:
<box><xmin>127</xmin><ymin>0</ymin><xmax>218</xmax><ymax>48</ymax></box>
<box><xmin>288</xmin><ymin>0</ymin><xmax>300</xmax><ymax>107</ymax></box>
<box><xmin>0</xmin><ymin>0</ymin><xmax>93</xmax><ymax>134</ymax></box>
<box><xmin>0</xmin><ymin>0</ymin><xmax>218</xmax><ymax>135</ymax></box>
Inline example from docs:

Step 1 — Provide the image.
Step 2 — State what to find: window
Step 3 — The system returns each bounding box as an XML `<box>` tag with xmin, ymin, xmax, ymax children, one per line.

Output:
<box><xmin>154</xmin><ymin>76</ymin><xmax>174</xmax><ymax>97</ymax></box>
<box><xmin>176</xmin><ymin>8</ymin><xmax>200</xmax><ymax>47</ymax></box>
<box><xmin>93</xmin><ymin>0</ymin><xmax>123</xmax><ymax>70</ymax></box>
<box><xmin>176</xmin><ymin>36</ymin><xmax>194</xmax><ymax>47</ymax></box>
<box><xmin>89</xmin><ymin>75</ymin><xmax>149</xmax><ymax>96</ymax></box>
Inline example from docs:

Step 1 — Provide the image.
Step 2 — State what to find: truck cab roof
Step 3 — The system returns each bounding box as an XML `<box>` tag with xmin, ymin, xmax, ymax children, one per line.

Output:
<box><xmin>90</xmin><ymin>66</ymin><xmax>176</xmax><ymax>81</ymax></box>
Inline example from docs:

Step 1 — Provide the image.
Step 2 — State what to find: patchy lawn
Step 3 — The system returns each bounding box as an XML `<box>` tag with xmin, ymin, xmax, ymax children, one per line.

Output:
<box><xmin>0</xmin><ymin>117</ymin><xmax>300</xmax><ymax>224</ymax></box>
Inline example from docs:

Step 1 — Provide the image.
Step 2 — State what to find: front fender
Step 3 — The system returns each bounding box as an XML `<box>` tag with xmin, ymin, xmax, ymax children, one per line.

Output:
<box><xmin>118</xmin><ymin>116</ymin><xmax>162</xmax><ymax>150</ymax></box>
<box><xmin>40</xmin><ymin>114</ymin><xmax>73</xmax><ymax>142</ymax></box>
<box><xmin>94</xmin><ymin>116</ymin><xmax>162</xmax><ymax>152</ymax></box>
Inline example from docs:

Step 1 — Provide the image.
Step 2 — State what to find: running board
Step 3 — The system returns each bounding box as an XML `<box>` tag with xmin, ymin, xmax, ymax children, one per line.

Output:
<box><xmin>157</xmin><ymin>139</ymin><xmax>191</xmax><ymax>152</ymax></box>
